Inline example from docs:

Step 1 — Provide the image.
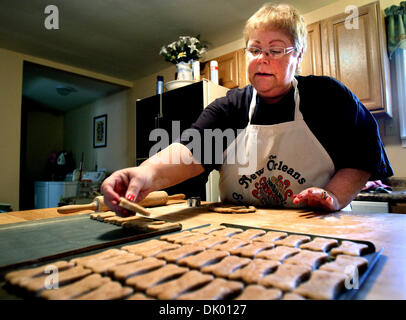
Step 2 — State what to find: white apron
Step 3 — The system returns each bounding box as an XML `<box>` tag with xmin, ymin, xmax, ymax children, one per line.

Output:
<box><xmin>219</xmin><ymin>78</ymin><xmax>335</xmax><ymax>208</ymax></box>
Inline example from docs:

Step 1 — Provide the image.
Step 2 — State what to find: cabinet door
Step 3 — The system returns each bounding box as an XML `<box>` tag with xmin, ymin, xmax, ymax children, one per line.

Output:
<box><xmin>217</xmin><ymin>51</ymin><xmax>240</xmax><ymax>89</ymax></box>
<box><xmin>301</xmin><ymin>22</ymin><xmax>323</xmax><ymax>76</ymax></box>
<box><xmin>135</xmin><ymin>95</ymin><xmax>161</xmax><ymax>160</ymax></box>
<box><xmin>321</xmin><ymin>3</ymin><xmax>385</xmax><ymax>112</ymax></box>
<box><xmin>237</xmin><ymin>48</ymin><xmax>250</xmax><ymax>88</ymax></box>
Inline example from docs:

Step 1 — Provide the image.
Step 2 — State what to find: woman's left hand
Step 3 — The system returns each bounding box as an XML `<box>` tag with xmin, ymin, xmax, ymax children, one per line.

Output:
<box><xmin>292</xmin><ymin>187</ymin><xmax>340</xmax><ymax>212</ymax></box>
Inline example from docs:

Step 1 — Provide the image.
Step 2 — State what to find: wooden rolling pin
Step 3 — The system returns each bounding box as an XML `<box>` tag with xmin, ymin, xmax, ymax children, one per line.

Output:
<box><xmin>57</xmin><ymin>191</ymin><xmax>185</xmax><ymax>214</ymax></box>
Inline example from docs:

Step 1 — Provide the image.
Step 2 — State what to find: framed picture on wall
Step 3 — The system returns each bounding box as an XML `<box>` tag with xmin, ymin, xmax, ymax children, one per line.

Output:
<box><xmin>93</xmin><ymin>114</ymin><xmax>107</xmax><ymax>148</ymax></box>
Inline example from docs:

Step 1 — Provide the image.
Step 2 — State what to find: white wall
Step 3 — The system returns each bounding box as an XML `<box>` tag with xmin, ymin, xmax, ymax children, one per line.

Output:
<box><xmin>64</xmin><ymin>89</ymin><xmax>131</xmax><ymax>173</ymax></box>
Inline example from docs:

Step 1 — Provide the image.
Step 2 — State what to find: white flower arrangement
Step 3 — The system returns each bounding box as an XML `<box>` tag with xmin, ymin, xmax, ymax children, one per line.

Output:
<box><xmin>159</xmin><ymin>35</ymin><xmax>208</xmax><ymax>64</ymax></box>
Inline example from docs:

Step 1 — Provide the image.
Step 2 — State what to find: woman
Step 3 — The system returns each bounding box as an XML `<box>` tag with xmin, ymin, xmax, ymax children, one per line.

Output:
<box><xmin>101</xmin><ymin>3</ymin><xmax>392</xmax><ymax>215</ymax></box>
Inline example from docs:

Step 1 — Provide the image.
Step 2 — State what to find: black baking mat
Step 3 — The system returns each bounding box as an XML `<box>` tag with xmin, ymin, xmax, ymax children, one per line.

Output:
<box><xmin>0</xmin><ymin>214</ymin><xmax>181</xmax><ymax>272</ymax></box>
<box><xmin>221</xmin><ymin>223</ymin><xmax>382</xmax><ymax>300</ymax></box>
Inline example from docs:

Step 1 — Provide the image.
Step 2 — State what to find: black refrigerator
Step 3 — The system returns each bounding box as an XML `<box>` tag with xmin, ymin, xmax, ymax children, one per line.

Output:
<box><xmin>135</xmin><ymin>80</ymin><xmax>229</xmax><ymax>200</ymax></box>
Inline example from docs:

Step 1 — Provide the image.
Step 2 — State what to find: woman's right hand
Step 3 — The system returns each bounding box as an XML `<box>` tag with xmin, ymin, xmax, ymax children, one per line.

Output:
<box><xmin>100</xmin><ymin>166</ymin><xmax>156</xmax><ymax>216</ymax></box>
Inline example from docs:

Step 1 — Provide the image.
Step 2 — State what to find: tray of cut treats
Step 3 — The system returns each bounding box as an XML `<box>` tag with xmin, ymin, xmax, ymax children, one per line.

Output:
<box><xmin>0</xmin><ymin>223</ymin><xmax>381</xmax><ymax>300</ymax></box>
<box><xmin>0</xmin><ymin>212</ymin><xmax>181</xmax><ymax>272</ymax></box>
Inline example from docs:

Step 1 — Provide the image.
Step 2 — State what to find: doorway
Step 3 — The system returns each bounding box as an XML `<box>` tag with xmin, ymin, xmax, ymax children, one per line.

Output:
<box><xmin>20</xmin><ymin>61</ymin><xmax>127</xmax><ymax>210</ymax></box>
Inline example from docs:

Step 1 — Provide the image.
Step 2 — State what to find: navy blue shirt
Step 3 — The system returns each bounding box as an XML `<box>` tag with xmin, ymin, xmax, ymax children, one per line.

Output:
<box><xmin>181</xmin><ymin>75</ymin><xmax>393</xmax><ymax>180</ymax></box>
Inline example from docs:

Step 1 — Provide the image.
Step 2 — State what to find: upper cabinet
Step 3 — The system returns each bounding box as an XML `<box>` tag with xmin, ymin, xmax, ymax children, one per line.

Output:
<box><xmin>301</xmin><ymin>2</ymin><xmax>392</xmax><ymax>116</ymax></box>
<box><xmin>301</xmin><ymin>22</ymin><xmax>323</xmax><ymax>76</ymax></box>
<box><xmin>201</xmin><ymin>48</ymin><xmax>249</xmax><ymax>89</ymax></box>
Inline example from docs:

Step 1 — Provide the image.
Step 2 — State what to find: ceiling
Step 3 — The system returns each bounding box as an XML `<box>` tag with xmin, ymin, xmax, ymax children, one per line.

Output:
<box><xmin>22</xmin><ymin>62</ymin><xmax>126</xmax><ymax>112</ymax></box>
<box><xmin>0</xmin><ymin>0</ymin><xmax>337</xmax><ymax>112</ymax></box>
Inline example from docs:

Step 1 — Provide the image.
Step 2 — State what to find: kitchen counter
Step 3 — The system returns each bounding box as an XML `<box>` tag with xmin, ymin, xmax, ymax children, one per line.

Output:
<box><xmin>355</xmin><ymin>189</ymin><xmax>406</xmax><ymax>203</ymax></box>
<box><xmin>1</xmin><ymin>204</ymin><xmax>406</xmax><ymax>300</ymax></box>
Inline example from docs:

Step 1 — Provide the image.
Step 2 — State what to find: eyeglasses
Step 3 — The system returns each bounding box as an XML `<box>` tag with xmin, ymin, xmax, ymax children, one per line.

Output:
<box><xmin>244</xmin><ymin>46</ymin><xmax>296</xmax><ymax>59</ymax></box>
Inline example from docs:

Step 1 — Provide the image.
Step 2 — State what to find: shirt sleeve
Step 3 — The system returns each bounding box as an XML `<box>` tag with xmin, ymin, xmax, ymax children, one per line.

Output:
<box><xmin>306</xmin><ymin>76</ymin><xmax>393</xmax><ymax>180</ymax></box>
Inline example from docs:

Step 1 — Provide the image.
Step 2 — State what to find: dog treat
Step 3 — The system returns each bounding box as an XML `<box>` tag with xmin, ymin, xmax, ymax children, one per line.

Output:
<box><xmin>212</xmin><ymin>238</ymin><xmax>249</xmax><ymax>252</ymax></box>
<box><xmin>40</xmin><ymin>274</ymin><xmax>110</xmax><ymax>300</ymax></box>
<box><xmin>156</xmin><ymin>245</ymin><xmax>205</xmax><ymax>263</ymax></box>
<box><xmin>320</xmin><ymin>255</ymin><xmax>368</xmax><ymax>275</ymax></box>
<box><xmin>80</xmin><ymin>253</ymin><xmax>142</xmax><ymax>275</ymax></box>
<box><xmin>109</xmin><ymin>257</ymin><xmax>166</xmax><ymax>281</ymax></box>
<box><xmin>294</xmin><ymin>270</ymin><xmax>347</xmax><ymax>300</ymax></box>
<box><xmin>120</xmin><ymin>216</ymin><xmax>156</xmax><ymax>227</ymax></box>
<box><xmin>299</xmin><ymin>237</ymin><xmax>339</xmax><ymax>252</ymax></box>
<box><xmin>127</xmin><ymin>293</ymin><xmax>155</xmax><ymax>300</ymax></box>
<box><xmin>146</xmin><ymin>270</ymin><xmax>214</xmax><ymax>300</ymax></box>
<box><xmin>71</xmin><ymin>249</ymin><xmax>126</xmax><ymax>266</ymax></box>
<box><xmin>122</xmin><ymin>239</ymin><xmax>180</xmax><ymax>257</ymax></box>
<box><xmin>201</xmin><ymin>255</ymin><xmax>251</xmax><ymax>278</ymax></box>
<box><xmin>230</xmin><ymin>242</ymin><xmax>275</xmax><ymax>258</ymax></box>
<box><xmin>122</xmin><ymin>219</ymin><xmax>180</xmax><ymax>231</ymax></box>
<box><xmin>231</xmin><ymin>229</ymin><xmax>266</xmax><ymax>241</ymax></box>
<box><xmin>119</xmin><ymin>197</ymin><xmax>152</xmax><ymax>216</ymax></box>
<box><xmin>209</xmin><ymin>227</ymin><xmax>243</xmax><ymax>238</ymax></box>
<box><xmin>75</xmin><ymin>281</ymin><xmax>133</xmax><ymax>300</ymax></box>
<box><xmin>178</xmin><ymin>249</ymin><xmax>229</xmax><ymax>269</ymax></box>
<box><xmin>174</xmin><ymin>233</ymin><xmax>211</xmax><ymax>245</ymax></box>
<box><xmin>141</xmin><ymin>221</ymin><xmax>181</xmax><ymax>231</ymax></box>
<box><xmin>235</xmin><ymin>285</ymin><xmax>282</xmax><ymax>300</ymax></box>
<box><xmin>160</xmin><ymin>231</ymin><xmax>195</xmax><ymax>243</ymax></box>
<box><xmin>178</xmin><ymin>278</ymin><xmax>243</xmax><ymax>300</ymax></box>
<box><xmin>5</xmin><ymin>261</ymin><xmax>74</xmax><ymax>286</ymax></box>
<box><xmin>256</xmin><ymin>246</ymin><xmax>300</xmax><ymax>262</ymax></box>
<box><xmin>104</xmin><ymin>216</ymin><xmax>138</xmax><ymax>225</ymax></box>
<box><xmin>274</xmin><ymin>235</ymin><xmax>311</xmax><ymax>247</ymax></box>
<box><xmin>284</xmin><ymin>250</ymin><xmax>328</xmax><ymax>270</ymax></box>
<box><xmin>259</xmin><ymin>264</ymin><xmax>311</xmax><ymax>292</ymax></box>
<box><xmin>228</xmin><ymin>259</ymin><xmax>280</xmax><ymax>284</ymax></box>
<box><xmin>90</xmin><ymin>211</ymin><xmax>116</xmax><ymax>221</ymax></box>
<box><xmin>126</xmin><ymin>264</ymin><xmax>189</xmax><ymax>291</ymax></box>
<box><xmin>282</xmin><ymin>293</ymin><xmax>306</xmax><ymax>300</ymax></box>
<box><xmin>209</xmin><ymin>205</ymin><xmax>256</xmax><ymax>213</ymax></box>
<box><xmin>330</xmin><ymin>241</ymin><xmax>369</xmax><ymax>257</ymax></box>
<box><xmin>196</xmin><ymin>236</ymin><xmax>229</xmax><ymax>249</ymax></box>
<box><xmin>20</xmin><ymin>266</ymin><xmax>92</xmax><ymax>294</ymax></box>
<box><xmin>252</xmin><ymin>231</ymin><xmax>288</xmax><ymax>243</ymax></box>
<box><xmin>191</xmin><ymin>224</ymin><xmax>226</xmax><ymax>235</ymax></box>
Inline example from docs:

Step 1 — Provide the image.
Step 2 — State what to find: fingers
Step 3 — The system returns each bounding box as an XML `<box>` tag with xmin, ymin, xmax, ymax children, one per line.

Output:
<box><xmin>100</xmin><ymin>167</ymin><xmax>155</xmax><ymax>217</ymax></box>
<box><xmin>293</xmin><ymin>188</ymin><xmax>336</xmax><ymax>211</ymax></box>
<box><xmin>101</xmin><ymin>169</ymin><xmax>137</xmax><ymax>216</ymax></box>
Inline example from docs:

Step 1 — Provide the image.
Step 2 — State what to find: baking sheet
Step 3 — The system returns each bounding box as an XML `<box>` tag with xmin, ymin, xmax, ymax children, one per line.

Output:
<box><xmin>0</xmin><ymin>223</ymin><xmax>381</xmax><ymax>300</ymax></box>
<box><xmin>221</xmin><ymin>223</ymin><xmax>382</xmax><ymax>300</ymax></box>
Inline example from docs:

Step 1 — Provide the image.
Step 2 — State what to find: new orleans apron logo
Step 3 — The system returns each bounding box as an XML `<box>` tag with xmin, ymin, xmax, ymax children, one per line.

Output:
<box><xmin>236</xmin><ymin>154</ymin><xmax>307</xmax><ymax>205</ymax></box>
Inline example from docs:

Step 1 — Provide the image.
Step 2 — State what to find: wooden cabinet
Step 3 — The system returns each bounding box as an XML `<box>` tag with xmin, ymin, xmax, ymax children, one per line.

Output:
<box><xmin>301</xmin><ymin>2</ymin><xmax>391</xmax><ymax>115</ymax></box>
<box><xmin>300</xmin><ymin>22</ymin><xmax>323</xmax><ymax>76</ymax></box>
<box><xmin>201</xmin><ymin>49</ymin><xmax>248</xmax><ymax>89</ymax></box>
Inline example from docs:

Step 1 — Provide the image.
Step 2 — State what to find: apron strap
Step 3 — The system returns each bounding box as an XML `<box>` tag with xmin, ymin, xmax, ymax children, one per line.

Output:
<box><xmin>248</xmin><ymin>77</ymin><xmax>303</xmax><ymax>124</ymax></box>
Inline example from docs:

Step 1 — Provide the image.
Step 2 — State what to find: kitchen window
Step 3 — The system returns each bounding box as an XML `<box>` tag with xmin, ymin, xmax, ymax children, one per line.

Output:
<box><xmin>393</xmin><ymin>49</ymin><xmax>406</xmax><ymax>147</ymax></box>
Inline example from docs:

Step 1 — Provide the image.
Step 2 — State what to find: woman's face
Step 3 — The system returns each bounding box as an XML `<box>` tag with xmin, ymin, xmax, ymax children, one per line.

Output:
<box><xmin>246</xmin><ymin>29</ymin><xmax>302</xmax><ymax>103</ymax></box>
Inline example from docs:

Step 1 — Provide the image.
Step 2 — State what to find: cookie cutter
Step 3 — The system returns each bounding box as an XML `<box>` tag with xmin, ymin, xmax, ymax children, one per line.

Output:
<box><xmin>187</xmin><ymin>197</ymin><xmax>201</xmax><ymax>207</ymax></box>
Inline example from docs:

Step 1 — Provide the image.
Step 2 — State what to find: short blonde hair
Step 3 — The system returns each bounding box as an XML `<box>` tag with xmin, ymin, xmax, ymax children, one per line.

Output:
<box><xmin>244</xmin><ymin>3</ymin><xmax>307</xmax><ymax>55</ymax></box>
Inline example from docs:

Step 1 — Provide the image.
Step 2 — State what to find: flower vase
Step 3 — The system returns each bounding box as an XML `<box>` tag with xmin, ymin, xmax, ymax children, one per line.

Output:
<box><xmin>176</xmin><ymin>61</ymin><xmax>193</xmax><ymax>80</ymax></box>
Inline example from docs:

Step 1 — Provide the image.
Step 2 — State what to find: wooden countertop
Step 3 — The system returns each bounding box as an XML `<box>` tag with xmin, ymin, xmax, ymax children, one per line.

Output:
<box><xmin>1</xmin><ymin>203</ymin><xmax>405</xmax><ymax>300</ymax></box>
